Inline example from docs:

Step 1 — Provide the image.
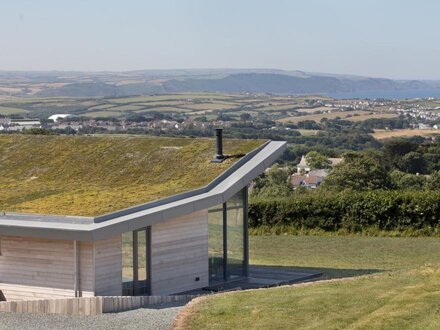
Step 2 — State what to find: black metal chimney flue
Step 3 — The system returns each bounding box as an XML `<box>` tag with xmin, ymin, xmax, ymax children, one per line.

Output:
<box><xmin>212</xmin><ymin>128</ymin><xmax>225</xmax><ymax>163</ymax></box>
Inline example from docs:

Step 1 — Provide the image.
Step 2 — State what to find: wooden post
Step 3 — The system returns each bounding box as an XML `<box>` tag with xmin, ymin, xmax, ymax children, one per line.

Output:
<box><xmin>73</xmin><ymin>240</ymin><xmax>80</xmax><ymax>297</ymax></box>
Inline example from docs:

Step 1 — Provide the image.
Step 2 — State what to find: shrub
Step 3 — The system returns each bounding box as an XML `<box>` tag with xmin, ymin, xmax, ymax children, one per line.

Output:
<box><xmin>249</xmin><ymin>191</ymin><xmax>440</xmax><ymax>233</ymax></box>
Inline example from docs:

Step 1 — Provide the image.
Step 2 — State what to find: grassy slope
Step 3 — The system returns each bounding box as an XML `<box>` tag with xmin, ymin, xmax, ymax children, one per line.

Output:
<box><xmin>187</xmin><ymin>236</ymin><xmax>440</xmax><ymax>329</ymax></box>
<box><xmin>0</xmin><ymin>135</ymin><xmax>262</xmax><ymax>216</ymax></box>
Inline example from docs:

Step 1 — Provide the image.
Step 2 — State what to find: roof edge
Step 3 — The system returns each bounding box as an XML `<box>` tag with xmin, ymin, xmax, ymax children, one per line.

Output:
<box><xmin>93</xmin><ymin>140</ymin><xmax>271</xmax><ymax>223</ymax></box>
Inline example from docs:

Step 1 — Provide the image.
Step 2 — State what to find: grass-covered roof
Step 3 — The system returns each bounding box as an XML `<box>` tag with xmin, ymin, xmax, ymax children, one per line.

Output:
<box><xmin>0</xmin><ymin>135</ymin><xmax>263</xmax><ymax>216</ymax></box>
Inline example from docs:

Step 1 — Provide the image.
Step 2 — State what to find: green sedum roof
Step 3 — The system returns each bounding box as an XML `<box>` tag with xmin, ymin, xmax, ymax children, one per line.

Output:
<box><xmin>0</xmin><ymin>135</ymin><xmax>263</xmax><ymax>216</ymax></box>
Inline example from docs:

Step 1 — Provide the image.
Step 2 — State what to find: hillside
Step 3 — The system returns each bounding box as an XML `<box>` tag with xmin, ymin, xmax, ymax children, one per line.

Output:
<box><xmin>1</xmin><ymin>69</ymin><xmax>440</xmax><ymax>98</ymax></box>
<box><xmin>0</xmin><ymin>135</ymin><xmax>262</xmax><ymax>216</ymax></box>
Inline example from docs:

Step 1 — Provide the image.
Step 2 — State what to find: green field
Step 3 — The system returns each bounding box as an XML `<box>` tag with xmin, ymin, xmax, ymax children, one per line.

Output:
<box><xmin>184</xmin><ymin>235</ymin><xmax>440</xmax><ymax>329</ymax></box>
<box><xmin>0</xmin><ymin>93</ymin><xmax>310</xmax><ymax>119</ymax></box>
<box><xmin>277</xmin><ymin>110</ymin><xmax>394</xmax><ymax>124</ymax></box>
<box><xmin>0</xmin><ymin>106</ymin><xmax>29</xmax><ymax>115</ymax></box>
<box><xmin>83</xmin><ymin>110</ymin><xmax>123</xmax><ymax>117</ymax></box>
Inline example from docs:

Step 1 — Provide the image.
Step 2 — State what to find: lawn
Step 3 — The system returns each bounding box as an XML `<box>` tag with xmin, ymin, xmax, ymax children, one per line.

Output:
<box><xmin>184</xmin><ymin>235</ymin><xmax>440</xmax><ymax>329</ymax></box>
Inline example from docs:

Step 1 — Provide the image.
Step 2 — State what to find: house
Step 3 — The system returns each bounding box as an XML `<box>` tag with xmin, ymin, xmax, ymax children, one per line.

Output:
<box><xmin>297</xmin><ymin>155</ymin><xmax>311</xmax><ymax>173</ymax></box>
<box><xmin>297</xmin><ymin>155</ymin><xmax>342</xmax><ymax>174</ymax></box>
<box><xmin>48</xmin><ymin>114</ymin><xmax>75</xmax><ymax>122</ymax></box>
<box><xmin>291</xmin><ymin>172</ymin><xmax>327</xmax><ymax>189</ymax></box>
<box><xmin>0</xmin><ymin>131</ymin><xmax>286</xmax><ymax>301</ymax></box>
<box><xmin>7</xmin><ymin>118</ymin><xmax>41</xmax><ymax>131</ymax></box>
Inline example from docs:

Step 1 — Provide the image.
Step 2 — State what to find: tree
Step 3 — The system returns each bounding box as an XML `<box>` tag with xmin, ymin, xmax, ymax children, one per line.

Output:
<box><xmin>250</xmin><ymin>165</ymin><xmax>292</xmax><ymax>198</ymax></box>
<box><xmin>305</xmin><ymin>151</ymin><xmax>331</xmax><ymax>170</ymax></box>
<box><xmin>428</xmin><ymin>171</ymin><xmax>440</xmax><ymax>190</ymax></box>
<box><xmin>383</xmin><ymin>139</ymin><xmax>418</xmax><ymax>165</ymax></box>
<box><xmin>399</xmin><ymin>151</ymin><xmax>426</xmax><ymax>174</ymax></box>
<box><xmin>21</xmin><ymin>128</ymin><xmax>57</xmax><ymax>135</ymax></box>
<box><xmin>321</xmin><ymin>151</ymin><xmax>391</xmax><ymax>191</ymax></box>
<box><xmin>240</xmin><ymin>113</ymin><xmax>252</xmax><ymax>121</ymax></box>
<box><xmin>390</xmin><ymin>170</ymin><xmax>427</xmax><ymax>190</ymax></box>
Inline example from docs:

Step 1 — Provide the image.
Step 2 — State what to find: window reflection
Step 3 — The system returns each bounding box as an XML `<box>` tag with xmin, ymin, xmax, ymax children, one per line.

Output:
<box><xmin>208</xmin><ymin>204</ymin><xmax>224</xmax><ymax>282</ymax></box>
<box><xmin>208</xmin><ymin>188</ymin><xmax>247</xmax><ymax>283</ymax></box>
<box><xmin>227</xmin><ymin>190</ymin><xmax>244</xmax><ymax>279</ymax></box>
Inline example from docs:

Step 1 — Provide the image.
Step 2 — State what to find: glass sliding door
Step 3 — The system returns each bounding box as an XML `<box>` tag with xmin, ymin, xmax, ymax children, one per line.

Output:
<box><xmin>208</xmin><ymin>204</ymin><xmax>225</xmax><ymax>283</ymax></box>
<box><xmin>208</xmin><ymin>188</ymin><xmax>248</xmax><ymax>284</ymax></box>
<box><xmin>136</xmin><ymin>228</ymin><xmax>150</xmax><ymax>295</ymax></box>
<box><xmin>226</xmin><ymin>190</ymin><xmax>245</xmax><ymax>279</ymax></box>
<box><xmin>122</xmin><ymin>227</ymin><xmax>151</xmax><ymax>296</ymax></box>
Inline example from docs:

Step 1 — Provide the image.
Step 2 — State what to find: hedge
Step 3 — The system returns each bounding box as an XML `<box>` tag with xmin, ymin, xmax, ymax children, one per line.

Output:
<box><xmin>249</xmin><ymin>191</ymin><xmax>440</xmax><ymax>232</ymax></box>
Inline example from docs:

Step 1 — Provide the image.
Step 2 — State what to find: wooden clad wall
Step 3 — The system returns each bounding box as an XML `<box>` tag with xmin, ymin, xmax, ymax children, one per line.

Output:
<box><xmin>0</xmin><ymin>236</ymin><xmax>94</xmax><ymax>301</ymax></box>
<box><xmin>150</xmin><ymin>209</ymin><xmax>209</xmax><ymax>295</ymax></box>
<box><xmin>94</xmin><ymin>235</ymin><xmax>122</xmax><ymax>296</ymax></box>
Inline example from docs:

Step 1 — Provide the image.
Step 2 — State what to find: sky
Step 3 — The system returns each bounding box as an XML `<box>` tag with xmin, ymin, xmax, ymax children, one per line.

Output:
<box><xmin>1</xmin><ymin>0</ymin><xmax>439</xmax><ymax>80</ymax></box>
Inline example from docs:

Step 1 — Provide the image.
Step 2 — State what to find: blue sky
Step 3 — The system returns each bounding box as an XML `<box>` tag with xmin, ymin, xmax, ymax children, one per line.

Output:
<box><xmin>1</xmin><ymin>0</ymin><xmax>439</xmax><ymax>79</ymax></box>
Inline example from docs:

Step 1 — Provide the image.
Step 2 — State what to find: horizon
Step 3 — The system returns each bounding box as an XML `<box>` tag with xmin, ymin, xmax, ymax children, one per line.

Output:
<box><xmin>1</xmin><ymin>0</ymin><xmax>440</xmax><ymax>80</ymax></box>
<box><xmin>1</xmin><ymin>67</ymin><xmax>439</xmax><ymax>82</ymax></box>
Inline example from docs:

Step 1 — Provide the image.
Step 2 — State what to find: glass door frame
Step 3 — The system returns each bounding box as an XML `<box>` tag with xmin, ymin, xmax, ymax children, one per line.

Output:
<box><xmin>123</xmin><ymin>226</ymin><xmax>152</xmax><ymax>296</ymax></box>
<box><xmin>209</xmin><ymin>187</ymin><xmax>249</xmax><ymax>283</ymax></box>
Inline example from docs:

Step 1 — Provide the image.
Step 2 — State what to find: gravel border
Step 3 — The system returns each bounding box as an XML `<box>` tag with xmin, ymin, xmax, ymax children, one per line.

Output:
<box><xmin>0</xmin><ymin>302</ymin><xmax>185</xmax><ymax>330</ymax></box>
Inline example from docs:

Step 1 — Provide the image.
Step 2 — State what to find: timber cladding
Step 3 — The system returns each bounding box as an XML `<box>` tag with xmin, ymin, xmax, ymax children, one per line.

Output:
<box><xmin>0</xmin><ymin>210</ymin><xmax>209</xmax><ymax>300</ymax></box>
<box><xmin>94</xmin><ymin>235</ymin><xmax>122</xmax><ymax>296</ymax></box>
<box><xmin>0</xmin><ymin>295</ymin><xmax>195</xmax><ymax>315</ymax></box>
<box><xmin>0</xmin><ymin>235</ymin><xmax>122</xmax><ymax>301</ymax></box>
<box><xmin>150</xmin><ymin>209</ymin><xmax>209</xmax><ymax>295</ymax></box>
<box><xmin>0</xmin><ymin>236</ymin><xmax>94</xmax><ymax>301</ymax></box>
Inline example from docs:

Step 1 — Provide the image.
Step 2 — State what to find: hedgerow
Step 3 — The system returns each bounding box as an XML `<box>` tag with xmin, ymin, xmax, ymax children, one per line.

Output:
<box><xmin>249</xmin><ymin>191</ymin><xmax>440</xmax><ymax>232</ymax></box>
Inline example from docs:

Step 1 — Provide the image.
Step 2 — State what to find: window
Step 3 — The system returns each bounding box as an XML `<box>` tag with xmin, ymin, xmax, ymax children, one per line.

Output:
<box><xmin>226</xmin><ymin>190</ymin><xmax>245</xmax><ymax>279</ymax></box>
<box><xmin>208</xmin><ymin>204</ymin><xmax>224</xmax><ymax>282</ymax></box>
<box><xmin>208</xmin><ymin>188</ymin><xmax>248</xmax><ymax>283</ymax></box>
<box><xmin>122</xmin><ymin>227</ymin><xmax>151</xmax><ymax>296</ymax></box>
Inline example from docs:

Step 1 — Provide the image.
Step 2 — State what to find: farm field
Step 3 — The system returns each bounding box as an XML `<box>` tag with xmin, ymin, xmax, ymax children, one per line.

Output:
<box><xmin>277</xmin><ymin>110</ymin><xmax>367</xmax><ymax>123</ymax></box>
<box><xmin>184</xmin><ymin>235</ymin><xmax>440</xmax><ymax>329</ymax></box>
<box><xmin>345</xmin><ymin>112</ymin><xmax>397</xmax><ymax>122</ymax></box>
<box><xmin>0</xmin><ymin>106</ymin><xmax>29</xmax><ymax>114</ymax></box>
<box><xmin>296</xmin><ymin>106</ymin><xmax>336</xmax><ymax>114</ymax></box>
<box><xmin>372</xmin><ymin>128</ymin><xmax>440</xmax><ymax>140</ymax></box>
<box><xmin>297</xmin><ymin>129</ymin><xmax>320</xmax><ymax>136</ymax></box>
<box><xmin>0</xmin><ymin>93</ymin><xmax>342</xmax><ymax>120</ymax></box>
<box><xmin>2</xmin><ymin>93</ymin><xmax>439</xmax><ymax>135</ymax></box>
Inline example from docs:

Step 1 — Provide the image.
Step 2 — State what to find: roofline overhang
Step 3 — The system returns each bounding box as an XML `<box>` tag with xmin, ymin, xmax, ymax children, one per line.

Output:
<box><xmin>0</xmin><ymin>140</ymin><xmax>287</xmax><ymax>241</ymax></box>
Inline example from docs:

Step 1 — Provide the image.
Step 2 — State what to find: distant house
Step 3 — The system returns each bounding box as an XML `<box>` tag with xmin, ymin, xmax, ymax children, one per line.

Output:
<box><xmin>292</xmin><ymin>156</ymin><xmax>342</xmax><ymax>189</ymax></box>
<box><xmin>48</xmin><ymin>114</ymin><xmax>75</xmax><ymax>122</ymax></box>
<box><xmin>418</xmin><ymin>123</ymin><xmax>431</xmax><ymax>130</ymax></box>
<box><xmin>55</xmin><ymin>123</ymin><xmax>83</xmax><ymax>131</ymax></box>
<box><xmin>7</xmin><ymin>119</ymin><xmax>41</xmax><ymax>131</ymax></box>
<box><xmin>291</xmin><ymin>170</ymin><xmax>329</xmax><ymax>189</ymax></box>
<box><xmin>296</xmin><ymin>155</ymin><xmax>342</xmax><ymax>174</ymax></box>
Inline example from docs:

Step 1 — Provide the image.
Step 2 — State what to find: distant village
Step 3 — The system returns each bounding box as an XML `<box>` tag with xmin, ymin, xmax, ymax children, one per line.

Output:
<box><xmin>1</xmin><ymin>97</ymin><xmax>440</xmax><ymax>133</ymax></box>
<box><xmin>0</xmin><ymin>114</ymin><xmax>232</xmax><ymax>133</ymax></box>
